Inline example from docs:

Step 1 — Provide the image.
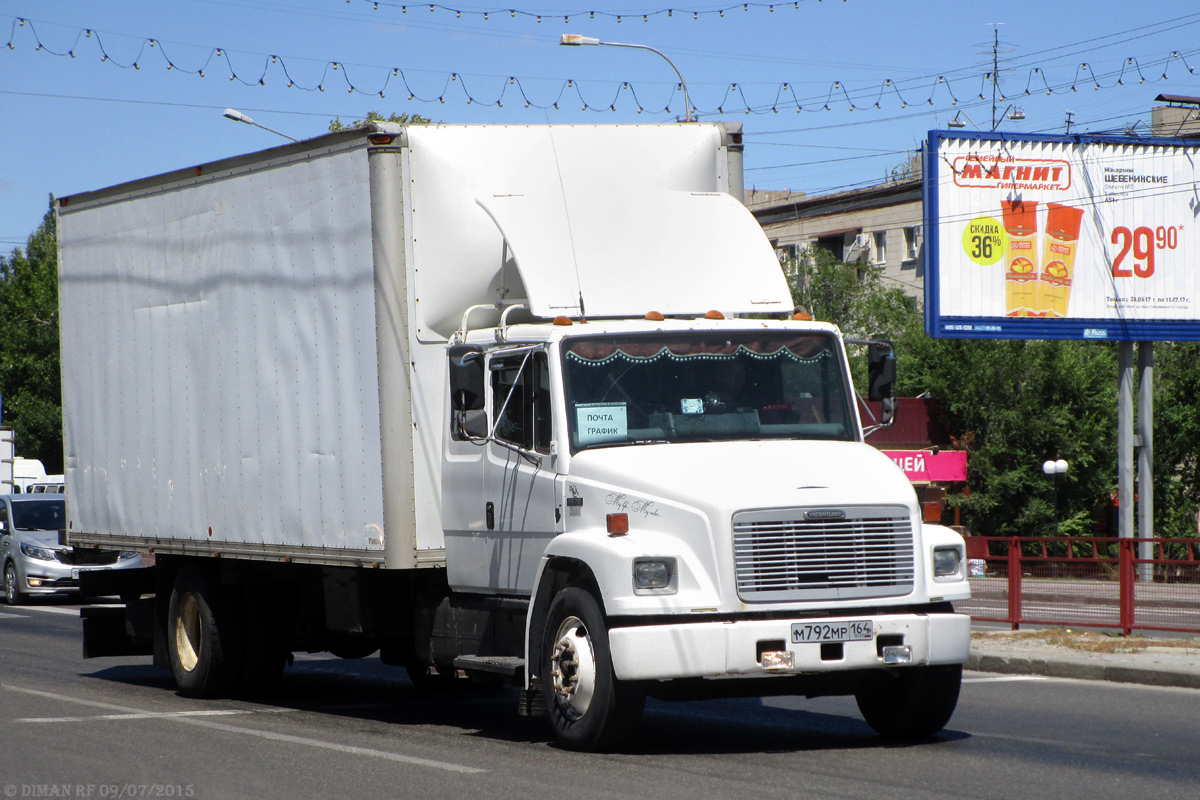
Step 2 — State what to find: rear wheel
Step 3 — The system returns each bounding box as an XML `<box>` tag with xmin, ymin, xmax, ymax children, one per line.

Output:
<box><xmin>542</xmin><ymin>586</ymin><xmax>643</xmax><ymax>751</ymax></box>
<box><xmin>855</xmin><ymin>664</ymin><xmax>962</xmax><ymax>739</ymax></box>
<box><xmin>4</xmin><ymin>561</ymin><xmax>24</xmax><ymax>605</ymax></box>
<box><xmin>167</xmin><ymin>566</ymin><xmax>244</xmax><ymax>697</ymax></box>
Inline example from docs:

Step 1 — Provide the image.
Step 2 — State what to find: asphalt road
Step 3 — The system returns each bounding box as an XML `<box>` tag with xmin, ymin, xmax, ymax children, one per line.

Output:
<box><xmin>2</xmin><ymin>600</ymin><xmax>1198</xmax><ymax>800</ymax></box>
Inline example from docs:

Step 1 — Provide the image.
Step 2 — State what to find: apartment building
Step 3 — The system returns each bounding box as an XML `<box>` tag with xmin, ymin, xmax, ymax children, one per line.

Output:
<box><xmin>746</xmin><ymin>164</ymin><xmax>925</xmax><ymax>302</ymax></box>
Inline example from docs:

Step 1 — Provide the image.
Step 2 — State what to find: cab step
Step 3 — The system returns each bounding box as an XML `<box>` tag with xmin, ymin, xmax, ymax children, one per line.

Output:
<box><xmin>452</xmin><ymin>654</ymin><xmax>525</xmax><ymax>678</ymax></box>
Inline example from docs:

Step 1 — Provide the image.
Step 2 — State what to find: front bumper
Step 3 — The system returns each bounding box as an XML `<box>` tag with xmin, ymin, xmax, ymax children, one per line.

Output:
<box><xmin>608</xmin><ymin>612</ymin><xmax>971</xmax><ymax>681</ymax></box>
<box><xmin>19</xmin><ymin>557</ymin><xmax>142</xmax><ymax>596</ymax></box>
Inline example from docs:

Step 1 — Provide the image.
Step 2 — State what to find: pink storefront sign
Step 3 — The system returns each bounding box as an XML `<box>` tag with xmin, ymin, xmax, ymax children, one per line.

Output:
<box><xmin>882</xmin><ymin>450</ymin><xmax>968</xmax><ymax>482</ymax></box>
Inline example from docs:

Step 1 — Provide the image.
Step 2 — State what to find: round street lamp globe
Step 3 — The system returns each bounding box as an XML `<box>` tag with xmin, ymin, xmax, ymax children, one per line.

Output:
<box><xmin>1055</xmin><ymin>459</ymin><xmax>1069</xmax><ymax>474</ymax></box>
<box><xmin>1043</xmin><ymin>460</ymin><xmax>1056</xmax><ymax>475</ymax></box>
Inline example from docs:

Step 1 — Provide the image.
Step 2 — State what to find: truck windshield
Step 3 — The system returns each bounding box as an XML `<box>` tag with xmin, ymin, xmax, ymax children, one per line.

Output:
<box><xmin>562</xmin><ymin>332</ymin><xmax>855</xmax><ymax>452</ymax></box>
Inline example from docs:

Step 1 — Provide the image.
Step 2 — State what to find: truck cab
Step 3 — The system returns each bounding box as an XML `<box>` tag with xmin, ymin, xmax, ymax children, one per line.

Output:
<box><xmin>443</xmin><ymin>314</ymin><xmax>970</xmax><ymax>749</ymax></box>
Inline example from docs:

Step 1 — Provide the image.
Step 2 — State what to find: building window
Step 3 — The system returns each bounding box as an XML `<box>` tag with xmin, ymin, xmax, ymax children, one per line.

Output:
<box><xmin>872</xmin><ymin>231</ymin><xmax>887</xmax><ymax>264</ymax></box>
<box><xmin>903</xmin><ymin>225</ymin><xmax>922</xmax><ymax>262</ymax></box>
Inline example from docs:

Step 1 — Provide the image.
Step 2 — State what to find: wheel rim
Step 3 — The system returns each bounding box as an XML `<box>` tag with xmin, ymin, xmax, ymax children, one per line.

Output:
<box><xmin>5</xmin><ymin>564</ymin><xmax>16</xmax><ymax>603</ymax></box>
<box><xmin>174</xmin><ymin>592</ymin><xmax>202</xmax><ymax>673</ymax></box>
<box><xmin>549</xmin><ymin>615</ymin><xmax>598</xmax><ymax>720</ymax></box>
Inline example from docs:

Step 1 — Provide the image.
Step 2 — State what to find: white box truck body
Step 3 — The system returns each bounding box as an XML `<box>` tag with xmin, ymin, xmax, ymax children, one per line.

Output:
<box><xmin>57</xmin><ymin>123</ymin><xmax>970</xmax><ymax>750</ymax></box>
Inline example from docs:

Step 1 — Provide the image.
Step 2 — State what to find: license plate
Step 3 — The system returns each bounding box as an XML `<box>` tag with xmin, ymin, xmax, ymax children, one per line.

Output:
<box><xmin>790</xmin><ymin>620</ymin><xmax>874</xmax><ymax>644</ymax></box>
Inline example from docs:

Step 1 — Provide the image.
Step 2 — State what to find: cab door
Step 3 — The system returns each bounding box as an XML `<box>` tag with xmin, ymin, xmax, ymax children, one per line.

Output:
<box><xmin>481</xmin><ymin>350</ymin><xmax>558</xmax><ymax>595</ymax></box>
<box><xmin>442</xmin><ymin>347</ymin><xmax>559</xmax><ymax>596</ymax></box>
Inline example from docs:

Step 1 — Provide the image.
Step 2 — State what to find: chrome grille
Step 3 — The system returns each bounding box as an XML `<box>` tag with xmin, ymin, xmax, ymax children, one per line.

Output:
<box><xmin>733</xmin><ymin>506</ymin><xmax>915</xmax><ymax>602</ymax></box>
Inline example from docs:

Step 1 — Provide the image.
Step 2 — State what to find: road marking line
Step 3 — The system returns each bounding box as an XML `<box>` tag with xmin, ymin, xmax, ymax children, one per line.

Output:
<box><xmin>963</xmin><ymin>676</ymin><xmax>1048</xmax><ymax>684</ymax></box>
<box><xmin>177</xmin><ymin>717</ymin><xmax>488</xmax><ymax>773</ymax></box>
<box><xmin>16</xmin><ymin>709</ymin><xmax>294</xmax><ymax>723</ymax></box>
<box><xmin>3</xmin><ymin>685</ymin><xmax>486</xmax><ymax>774</ymax></box>
<box><xmin>0</xmin><ymin>612</ymin><xmax>27</xmax><ymax>619</ymax></box>
<box><xmin>16</xmin><ymin>606</ymin><xmax>81</xmax><ymax>616</ymax></box>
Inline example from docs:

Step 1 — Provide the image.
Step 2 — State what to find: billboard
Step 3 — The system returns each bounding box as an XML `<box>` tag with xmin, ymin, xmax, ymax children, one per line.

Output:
<box><xmin>925</xmin><ymin>131</ymin><xmax>1200</xmax><ymax>340</ymax></box>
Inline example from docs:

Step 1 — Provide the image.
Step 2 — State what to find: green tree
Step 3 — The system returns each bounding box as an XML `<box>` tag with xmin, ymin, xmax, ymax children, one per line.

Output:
<box><xmin>1151</xmin><ymin>342</ymin><xmax>1200</xmax><ymax>538</ymax></box>
<box><xmin>902</xmin><ymin>337</ymin><xmax>1118</xmax><ymax>538</ymax></box>
<box><xmin>788</xmin><ymin>246</ymin><xmax>922</xmax><ymax>393</ymax></box>
<box><xmin>790</xmin><ymin>245</ymin><xmax>1120</xmax><ymax>538</ymax></box>
<box><xmin>0</xmin><ymin>198</ymin><xmax>62</xmax><ymax>472</ymax></box>
<box><xmin>329</xmin><ymin>110</ymin><xmax>432</xmax><ymax>131</ymax></box>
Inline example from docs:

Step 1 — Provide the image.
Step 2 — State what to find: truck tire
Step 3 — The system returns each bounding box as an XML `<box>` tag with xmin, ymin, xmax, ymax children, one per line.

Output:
<box><xmin>541</xmin><ymin>586</ymin><xmax>644</xmax><ymax>751</ymax></box>
<box><xmin>167</xmin><ymin>566</ymin><xmax>243</xmax><ymax>697</ymax></box>
<box><xmin>4</xmin><ymin>561</ymin><xmax>24</xmax><ymax>605</ymax></box>
<box><xmin>855</xmin><ymin>664</ymin><xmax>962</xmax><ymax>739</ymax></box>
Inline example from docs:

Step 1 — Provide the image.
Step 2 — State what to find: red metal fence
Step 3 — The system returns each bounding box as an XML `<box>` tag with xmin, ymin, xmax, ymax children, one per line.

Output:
<box><xmin>960</xmin><ymin>536</ymin><xmax>1200</xmax><ymax>635</ymax></box>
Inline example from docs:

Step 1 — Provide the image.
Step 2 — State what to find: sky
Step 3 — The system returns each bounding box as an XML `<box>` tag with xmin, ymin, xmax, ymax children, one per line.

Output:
<box><xmin>4</xmin><ymin>0</ymin><xmax>1200</xmax><ymax>249</ymax></box>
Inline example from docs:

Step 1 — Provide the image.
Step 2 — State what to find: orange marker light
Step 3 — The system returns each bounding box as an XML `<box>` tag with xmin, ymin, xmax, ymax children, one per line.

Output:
<box><xmin>606</xmin><ymin>513</ymin><xmax>629</xmax><ymax>535</ymax></box>
<box><xmin>645</xmin><ymin>311</ymin><xmax>665</xmax><ymax>321</ymax></box>
<box><xmin>553</xmin><ymin>315</ymin><xmax>574</xmax><ymax>326</ymax></box>
<box><xmin>704</xmin><ymin>310</ymin><xmax>725</xmax><ymax>320</ymax></box>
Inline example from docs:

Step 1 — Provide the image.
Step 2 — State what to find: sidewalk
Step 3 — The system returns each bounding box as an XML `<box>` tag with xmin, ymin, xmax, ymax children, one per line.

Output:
<box><xmin>968</xmin><ymin>629</ymin><xmax>1200</xmax><ymax>690</ymax></box>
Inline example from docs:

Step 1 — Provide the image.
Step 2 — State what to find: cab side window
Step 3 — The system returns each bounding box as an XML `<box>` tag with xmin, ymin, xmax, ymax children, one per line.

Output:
<box><xmin>491</xmin><ymin>352</ymin><xmax>551</xmax><ymax>454</ymax></box>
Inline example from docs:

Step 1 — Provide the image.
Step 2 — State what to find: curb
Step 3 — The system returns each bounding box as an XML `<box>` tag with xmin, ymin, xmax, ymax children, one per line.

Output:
<box><xmin>967</xmin><ymin>652</ymin><xmax>1200</xmax><ymax>690</ymax></box>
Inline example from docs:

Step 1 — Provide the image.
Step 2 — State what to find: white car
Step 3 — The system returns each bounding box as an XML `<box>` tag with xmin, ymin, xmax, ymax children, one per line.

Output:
<box><xmin>1</xmin><ymin>494</ymin><xmax>142</xmax><ymax>604</ymax></box>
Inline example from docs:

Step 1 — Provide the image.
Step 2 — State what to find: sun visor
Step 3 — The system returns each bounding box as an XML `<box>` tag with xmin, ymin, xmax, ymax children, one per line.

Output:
<box><xmin>476</xmin><ymin>191</ymin><xmax>793</xmax><ymax>319</ymax></box>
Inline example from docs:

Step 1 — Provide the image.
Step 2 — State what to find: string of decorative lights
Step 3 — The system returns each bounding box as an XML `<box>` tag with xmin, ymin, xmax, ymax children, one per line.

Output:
<box><xmin>4</xmin><ymin>16</ymin><xmax>1198</xmax><ymax>116</ymax></box>
<box><xmin>334</xmin><ymin>0</ymin><xmax>838</xmax><ymax>24</ymax></box>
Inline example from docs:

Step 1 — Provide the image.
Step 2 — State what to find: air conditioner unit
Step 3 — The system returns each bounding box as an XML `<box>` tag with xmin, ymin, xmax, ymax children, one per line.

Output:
<box><xmin>854</xmin><ymin>233</ymin><xmax>872</xmax><ymax>248</ymax></box>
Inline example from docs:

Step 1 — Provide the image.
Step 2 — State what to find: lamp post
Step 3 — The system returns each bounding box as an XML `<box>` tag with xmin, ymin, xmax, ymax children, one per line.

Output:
<box><xmin>560</xmin><ymin>34</ymin><xmax>694</xmax><ymax>122</ymax></box>
<box><xmin>223</xmin><ymin>108</ymin><xmax>298</xmax><ymax>142</ymax></box>
<box><xmin>1042</xmin><ymin>458</ymin><xmax>1068</xmax><ymax>535</ymax></box>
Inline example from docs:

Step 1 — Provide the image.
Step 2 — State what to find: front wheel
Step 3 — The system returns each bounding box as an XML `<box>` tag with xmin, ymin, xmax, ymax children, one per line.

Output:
<box><xmin>541</xmin><ymin>586</ymin><xmax>644</xmax><ymax>751</ymax></box>
<box><xmin>4</xmin><ymin>561</ymin><xmax>24</xmax><ymax>605</ymax></box>
<box><xmin>855</xmin><ymin>664</ymin><xmax>962</xmax><ymax>739</ymax></box>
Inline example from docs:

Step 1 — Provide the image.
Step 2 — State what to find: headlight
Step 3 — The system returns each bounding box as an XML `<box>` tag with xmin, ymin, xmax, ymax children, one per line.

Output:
<box><xmin>633</xmin><ymin>558</ymin><xmax>676</xmax><ymax>594</ymax></box>
<box><xmin>120</xmin><ymin>551</ymin><xmax>140</xmax><ymax>560</ymax></box>
<box><xmin>932</xmin><ymin>546</ymin><xmax>964</xmax><ymax>580</ymax></box>
<box><xmin>20</xmin><ymin>543</ymin><xmax>60</xmax><ymax>561</ymax></box>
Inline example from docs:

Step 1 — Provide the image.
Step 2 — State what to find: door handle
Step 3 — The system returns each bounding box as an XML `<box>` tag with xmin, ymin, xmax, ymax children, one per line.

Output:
<box><xmin>486</xmin><ymin>501</ymin><xmax>495</xmax><ymax>530</ymax></box>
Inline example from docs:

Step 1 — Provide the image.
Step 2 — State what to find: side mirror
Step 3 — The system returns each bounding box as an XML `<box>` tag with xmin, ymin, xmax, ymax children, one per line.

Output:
<box><xmin>448</xmin><ymin>345</ymin><xmax>485</xmax><ymax>411</ymax></box>
<box><xmin>867</xmin><ymin>341</ymin><xmax>897</xmax><ymax>427</ymax></box>
<box><xmin>866</xmin><ymin>341</ymin><xmax>896</xmax><ymax>402</ymax></box>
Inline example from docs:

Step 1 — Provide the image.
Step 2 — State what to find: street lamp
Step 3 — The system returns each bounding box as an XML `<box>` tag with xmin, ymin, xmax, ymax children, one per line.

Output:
<box><xmin>222</xmin><ymin>108</ymin><xmax>298</xmax><ymax>142</ymax></box>
<box><xmin>947</xmin><ymin>105</ymin><xmax>1024</xmax><ymax>131</ymax></box>
<box><xmin>1042</xmin><ymin>458</ymin><xmax>1069</xmax><ymax>535</ymax></box>
<box><xmin>560</xmin><ymin>34</ymin><xmax>694</xmax><ymax>122</ymax></box>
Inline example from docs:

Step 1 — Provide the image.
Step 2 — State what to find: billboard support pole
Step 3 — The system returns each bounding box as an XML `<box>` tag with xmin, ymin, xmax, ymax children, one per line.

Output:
<box><xmin>1118</xmin><ymin>342</ymin><xmax>1135</xmax><ymax>547</ymax></box>
<box><xmin>1137</xmin><ymin>341</ymin><xmax>1154</xmax><ymax>582</ymax></box>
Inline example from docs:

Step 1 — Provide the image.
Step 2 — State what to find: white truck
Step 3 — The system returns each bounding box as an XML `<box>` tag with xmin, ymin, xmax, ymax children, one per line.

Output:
<box><xmin>57</xmin><ymin>122</ymin><xmax>971</xmax><ymax>751</ymax></box>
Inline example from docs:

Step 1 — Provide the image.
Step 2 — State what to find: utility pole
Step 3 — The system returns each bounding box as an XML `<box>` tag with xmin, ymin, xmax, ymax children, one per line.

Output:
<box><xmin>979</xmin><ymin>25</ymin><xmax>1012</xmax><ymax>132</ymax></box>
<box><xmin>991</xmin><ymin>28</ymin><xmax>999</xmax><ymax>132</ymax></box>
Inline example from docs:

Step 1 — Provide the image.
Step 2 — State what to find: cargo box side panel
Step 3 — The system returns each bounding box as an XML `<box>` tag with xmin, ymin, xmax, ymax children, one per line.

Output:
<box><xmin>59</xmin><ymin>147</ymin><xmax>386</xmax><ymax>555</ymax></box>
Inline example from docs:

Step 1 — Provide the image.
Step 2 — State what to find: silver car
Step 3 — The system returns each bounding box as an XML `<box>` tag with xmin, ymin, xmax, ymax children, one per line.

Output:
<box><xmin>1</xmin><ymin>494</ymin><xmax>142</xmax><ymax>604</ymax></box>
